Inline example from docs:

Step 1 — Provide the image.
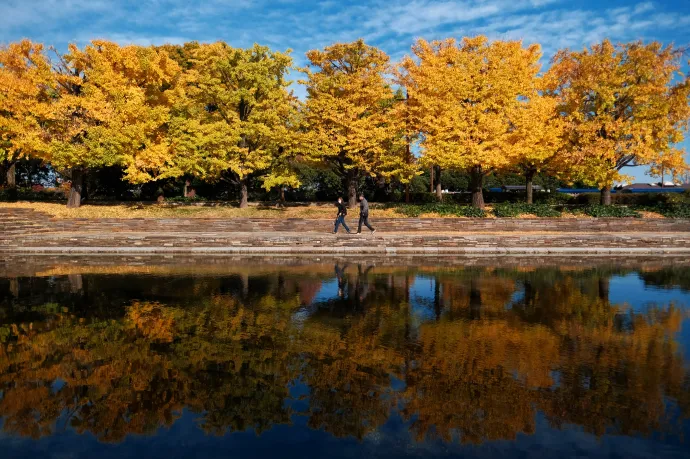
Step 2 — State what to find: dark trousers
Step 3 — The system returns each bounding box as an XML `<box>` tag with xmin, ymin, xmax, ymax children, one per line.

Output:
<box><xmin>358</xmin><ymin>213</ymin><xmax>375</xmax><ymax>232</ymax></box>
<box><xmin>334</xmin><ymin>215</ymin><xmax>350</xmax><ymax>233</ymax></box>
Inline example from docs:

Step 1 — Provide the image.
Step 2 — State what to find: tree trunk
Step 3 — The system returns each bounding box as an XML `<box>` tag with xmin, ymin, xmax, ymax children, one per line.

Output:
<box><xmin>239</xmin><ymin>177</ymin><xmax>249</xmax><ymax>208</ymax></box>
<box><xmin>346</xmin><ymin>169</ymin><xmax>357</xmax><ymax>208</ymax></box>
<box><xmin>81</xmin><ymin>170</ymin><xmax>89</xmax><ymax>201</ymax></box>
<box><xmin>183</xmin><ymin>179</ymin><xmax>190</xmax><ymax>197</ymax></box>
<box><xmin>9</xmin><ymin>278</ymin><xmax>19</xmax><ymax>297</ymax></box>
<box><xmin>278</xmin><ymin>186</ymin><xmax>286</xmax><ymax>207</ymax></box>
<box><xmin>524</xmin><ymin>280</ymin><xmax>534</xmax><ymax>309</ymax></box>
<box><xmin>525</xmin><ymin>169</ymin><xmax>535</xmax><ymax>204</ymax></box>
<box><xmin>598</xmin><ymin>276</ymin><xmax>610</xmax><ymax>302</ymax></box>
<box><xmin>434</xmin><ymin>165</ymin><xmax>442</xmax><ymax>201</ymax></box>
<box><xmin>6</xmin><ymin>162</ymin><xmax>16</xmax><ymax>189</ymax></box>
<box><xmin>433</xmin><ymin>278</ymin><xmax>441</xmax><ymax>321</ymax></box>
<box><xmin>241</xmin><ymin>273</ymin><xmax>249</xmax><ymax>298</ymax></box>
<box><xmin>600</xmin><ymin>185</ymin><xmax>611</xmax><ymax>206</ymax></box>
<box><xmin>67</xmin><ymin>168</ymin><xmax>84</xmax><ymax>208</ymax></box>
<box><xmin>68</xmin><ymin>274</ymin><xmax>83</xmax><ymax>293</ymax></box>
<box><xmin>429</xmin><ymin>166</ymin><xmax>434</xmax><ymax>193</ymax></box>
<box><xmin>469</xmin><ymin>165</ymin><xmax>485</xmax><ymax>209</ymax></box>
<box><xmin>469</xmin><ymin>278</ymin><xmax>482</xmax><ymax>320</ymax></box>
<box><xmin>405</xmin><ymin>183</ymin><xmax>410</xmax><ymax>203</ymax></box>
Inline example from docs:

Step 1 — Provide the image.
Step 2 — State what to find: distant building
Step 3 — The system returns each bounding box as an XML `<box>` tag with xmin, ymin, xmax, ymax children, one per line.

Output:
<box><xmin>502</xmin><ymin>185</ymin><xmax>544</xmax><ymax>192</ymax></box>
<box><xmin>620</xmin><ymin>182</ymin><xmax>688</xmax><ymax>192</ymax></box>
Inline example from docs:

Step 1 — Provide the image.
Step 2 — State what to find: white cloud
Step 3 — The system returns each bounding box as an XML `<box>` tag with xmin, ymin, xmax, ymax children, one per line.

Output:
<box><xmin>0</xmin><ymin>0</ymin><xmax>687</xmax><ymax>63</ymax></box>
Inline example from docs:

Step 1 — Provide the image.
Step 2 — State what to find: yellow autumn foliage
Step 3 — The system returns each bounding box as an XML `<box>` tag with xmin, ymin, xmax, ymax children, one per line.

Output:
<box><xmin>1</xmin><ymin>36</ymin><xmax>689</xmax><ymax>208</ymax></box>
<box><xmin>165</xmin><ymin>42</ymin><xmax>297</xmax><ymax>207</ymax></box>
<box><xmin>0</xmin><ymin>40</ymin><xmax>53</xmax><ymax>173</ymax></box>
<box><xmin>300</xmin><ymin>40</ymin><xmax>409</xmax><ymax>207</ymax></box>
<box><xmin>546</xmin><ymin>40</ymin><xmax>690</xmax><ymax>203</ymax></box>
<box><xmin>400</xmin><ymin>36</ymin><xmax>542</xmax><ymax>208</ymax></box>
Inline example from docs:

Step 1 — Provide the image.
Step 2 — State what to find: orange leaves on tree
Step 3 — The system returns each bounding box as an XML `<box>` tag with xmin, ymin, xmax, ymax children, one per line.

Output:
<box><xmin>546</xmin><ymin>40</ymin><xmax>690</xmax><ymax>203</ymax></box>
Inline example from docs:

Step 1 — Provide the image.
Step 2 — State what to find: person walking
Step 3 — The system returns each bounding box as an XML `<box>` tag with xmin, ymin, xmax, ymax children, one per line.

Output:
<box><xmin>357</xmin><ymin>194</ymin><xmax>376</xmax><ymax>234</ymax></box>
<box><xmin>333</xmin><ymin>197</ymin><xmax>351</xmax><ymax>234</ymax></box>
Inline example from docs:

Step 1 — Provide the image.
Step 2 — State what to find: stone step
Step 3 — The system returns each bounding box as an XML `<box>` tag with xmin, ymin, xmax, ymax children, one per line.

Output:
<box><xmin>4</xmin><ymin>232</ymin><xmax>688</xmax><ymax>252</ymax></box>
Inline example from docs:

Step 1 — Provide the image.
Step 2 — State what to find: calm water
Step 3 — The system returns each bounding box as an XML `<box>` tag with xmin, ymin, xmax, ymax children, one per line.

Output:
<box><xmin>1</xmin><ymin>257</ymin><xmax>690</xmax><ymax>458</ymax></box>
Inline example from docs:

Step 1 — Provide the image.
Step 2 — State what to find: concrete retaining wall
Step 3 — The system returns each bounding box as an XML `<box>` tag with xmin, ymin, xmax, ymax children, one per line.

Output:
<box><xmin>2</xmin><ymin>208</ymin><xmax>689</xmax><ymax>254</ymax></box>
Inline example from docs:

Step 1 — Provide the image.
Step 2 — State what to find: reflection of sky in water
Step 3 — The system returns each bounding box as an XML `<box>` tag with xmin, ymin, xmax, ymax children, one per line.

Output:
<box><xmin>610</xmin><ymin>274</ymin><xmax>690</xmax><ymax>310</ymax></box>
<box><xmin>4</xmin><ymin>266</ymin><xmax>690</xmax><ymax>458</ymax></box>
<box><xmin>311</xmin><ymin>274</ymin><xmax>690</xmax><ymax>356</ymax></box>
<box><xmin>311</xmin><ymin>279</ymin><xmax>339</xmax><ymax>304</ymax></box>
<box><xmin>610</xmin><ymin>274</ymin><xmax>690</xmax><ymax>358</ymax></box>
<box><xmin>1</xmin><ymin>407</ymin><xmax>685</xmax><ymax>459</ymax></box>
<box><xmin>408</xmin><ymin>276</ymin><xmax>438</xmax><ymax>324</ymax></box>
<box><xmin>311</xmin><ymin>274</ymin><xmax>442</xmax><ymax>324</ymax></box>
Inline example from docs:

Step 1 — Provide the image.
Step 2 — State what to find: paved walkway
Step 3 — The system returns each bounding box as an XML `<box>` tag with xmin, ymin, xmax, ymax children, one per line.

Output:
<box><xmin>2</xmin><ymin>207</ymin><xmax>689</xmax><ymax>254</ymax></box>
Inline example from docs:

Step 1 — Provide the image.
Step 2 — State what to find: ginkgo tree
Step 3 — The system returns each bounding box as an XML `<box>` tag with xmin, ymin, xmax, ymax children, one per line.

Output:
<box><xmin>509</xmin><ymin>91</ymin><xmax>567</xmax><ymax>204</ymax></box>
<box><xmin>646</xmin><ymin>148</ymin><xmax>688</xmax><ymax>185</ymax></box>
<box><xmin>165</xmin><ymin>42</ymin><xmax>296</xmax><ymax>208</ymax></box>
<box><xmin>300</xmin><ymin>40</ymin><xmax>408</xmax><ymax>208</ymax></box>
<box><xmin>546</xmin><ymin>40</ymin><xmax>690</xmax><ymax>205</ymax></box>
<box><xmin>0</xmin><ymin>40</ymin><xmax>52</xmax><ymax>190</ymax></box>
<box><xmin>42</xmin><ymin>40</ymin><xmax>179</xmax><ymax>207</ymax></box>
<box><xmin>400</xmin><ymin>36</ymin><xmax>542</xmax><ymax>208</ymax></box>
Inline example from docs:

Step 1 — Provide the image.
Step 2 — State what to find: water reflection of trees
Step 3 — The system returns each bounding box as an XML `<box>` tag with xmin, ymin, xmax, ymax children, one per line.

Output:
<box><xmin>0</xmin><ymin>265</ymin><xmax>689</xmax><ymax>445</ymax></box>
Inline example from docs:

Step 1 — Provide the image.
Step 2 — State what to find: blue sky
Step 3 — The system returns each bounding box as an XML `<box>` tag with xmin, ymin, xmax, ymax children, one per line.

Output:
<box><xmin>2</xmin><ymin>0</ymin><xmax>689</xmax><ymax>182</ymax></box>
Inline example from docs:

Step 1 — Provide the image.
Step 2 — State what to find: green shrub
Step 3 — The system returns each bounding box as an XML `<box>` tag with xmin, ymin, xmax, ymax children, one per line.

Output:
<box><xmin>492</xmin><ymin>203</ymin><xmax>562</xmax><ymax>218</ymax></box>
<box><xmin>653</xmin><ymin>203</ymin><xmax>690</xmax><ymax>218</ymax></box>
<box><xmin>658</xmin><ymin>191</ymin><xmax>690</xmax><ymax>205</ymax></box>
<box><xmin>387</xmin><ymin>190</ymin><xmax>404</xmax><ymax>202</ymax></box>
<box><xmin>0</xmin><ymin>187</ymin><xmax>65</xmax><ymax>202</ymax></box>
<box><xmin>459</xmin><ymin>206</ymin><xmax>486</xmax><ymax>218</ymax></box>
<box><xmin>534</xmin><ymin>192</ymin><xmax>574</xmax><ymax>205</ymax></box>
<box><xmin>442</xmin><ymin>193</ymin><xmax>471</xmax><ymax>204</ymax></box>
<box><xmin>395</xmin><ymin>204</ymin><xmax>424</xmax><ymax>217</ymax></box>
<box><xmin>165</xmin><ymin>195</ymin><xmax>208</xmax><ymax>203</ymax></box>
<box><xmin>580</xmin><ymin>205</ymin><xmax>640</xmax><ymax>218</ymax></box>
<box><xmin>408</xmin><ymin>192</ymin><xmax>439</xmax><ymax>204</ymax></box>
<box><xmin>573</xmin><ymin>191</ymin><xmax>690</xmax><ymax>207</ymax></box>
<box><xmin>430</xmin><ymin>190</ymin><xmax>574</xmax><ymax>205</ymax></box>
<box><xmin>395</xmin><ymin>203</ymin><xmax>485</xmax><ymax>217</ymax></box>
<box><xmin>573</xmin><ymin>193</ymin><xmax>603</xmax><ymax>205</ymax></box>
<box><xmin>492</xmin><ymin>204</ymin><xmax>520</xmax><ymax>217</ymax></box>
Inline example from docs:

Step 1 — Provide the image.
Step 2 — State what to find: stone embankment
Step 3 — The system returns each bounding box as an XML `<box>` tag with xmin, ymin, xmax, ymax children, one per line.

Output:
<box><xmin>1</xmin><ymin>207</ymin><xmax>689</xmax><ymax>254</ymax></box>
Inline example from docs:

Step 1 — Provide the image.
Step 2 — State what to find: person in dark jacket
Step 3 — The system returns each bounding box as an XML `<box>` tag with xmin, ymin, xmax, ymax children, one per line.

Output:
<box><xmin>333</xmin><ymin>197</ymin><xmax>351</xmax><ymax>233</ymax></box>
<box><xmin>357</xmin><ymin>194</ymin><xmax>376</xmax><ymax>234</ymax></box>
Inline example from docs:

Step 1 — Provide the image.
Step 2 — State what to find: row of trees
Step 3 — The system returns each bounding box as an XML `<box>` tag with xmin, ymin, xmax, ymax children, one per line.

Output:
<box><xmin>1</xmin><ymin>36</ymin><xmax>689</xmax><ymax>208</ymax></box>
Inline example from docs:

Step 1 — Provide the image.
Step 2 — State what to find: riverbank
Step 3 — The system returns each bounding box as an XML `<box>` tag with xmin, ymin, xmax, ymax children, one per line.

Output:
<box><xmin>2</xmin><ymin>207</ymin><xmax>689</xmax><ymax>254</ymax></box>
<box><xmin>3</xmin><ymin>254</ymin><xmax>690</xmax><ymax>279</ymax></box>
<box><xmin>0</xmin><ymin>200</ymin><xmax>676</xmax><ymax>219</ymax></box>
